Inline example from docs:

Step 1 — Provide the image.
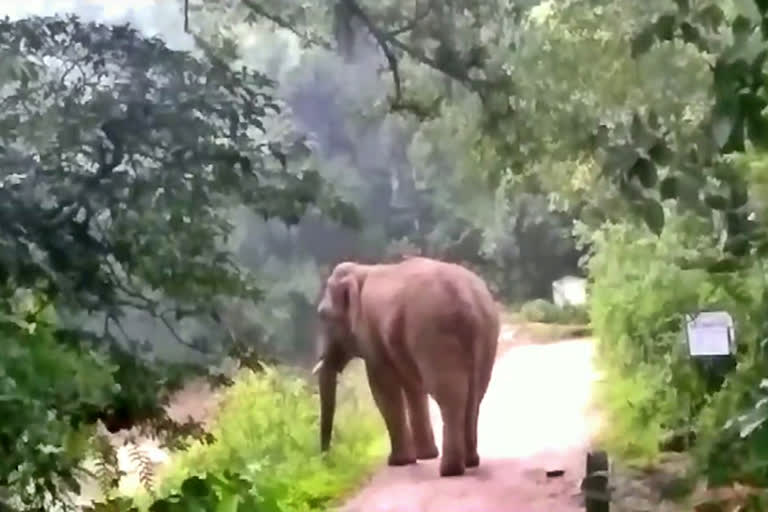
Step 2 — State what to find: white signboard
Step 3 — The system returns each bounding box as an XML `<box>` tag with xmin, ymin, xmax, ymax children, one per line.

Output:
<box><xmin>685</xmin><ymin>311</ymin><xmax>735</xmax><ymax>356</ymax></box>
<box><xmin>552</xmin><ymin>276</ymin><xmax>587</xmax><ymax>307</ymax></box>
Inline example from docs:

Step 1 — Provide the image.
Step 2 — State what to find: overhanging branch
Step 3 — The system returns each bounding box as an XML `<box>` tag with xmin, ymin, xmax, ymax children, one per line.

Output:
<box><xmin>193</xmin><ymin>0</ymin><xmax>488</xmax><ymax>104</ymax></box>
<box><xmin>342</xmin><ymin>0</ymin><xmax>484</xmax><ymax>101</ymax></box>
<box><xmin>241</xmin><ymin>0</ymin><xmax>332</xmax><ymax>49</ymax></box>
<box><xmin>340</xmin><ymin>0</ymin><xmax>402</xmax><ymax>103</ymax></box>
<box><xmin>386</xmin><ymin>0</ymin><xmax>434</xmax><ymax>37</ymax></box>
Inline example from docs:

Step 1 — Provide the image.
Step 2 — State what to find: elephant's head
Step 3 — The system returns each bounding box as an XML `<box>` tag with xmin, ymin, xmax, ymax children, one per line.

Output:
<box><xmin>312</xmin><ymin>262</ymin><xmax>363</xmax><ymax>452</ymax></box>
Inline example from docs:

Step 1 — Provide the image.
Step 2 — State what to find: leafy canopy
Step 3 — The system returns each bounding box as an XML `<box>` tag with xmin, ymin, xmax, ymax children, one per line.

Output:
<box><xmin>0</xmin><ymin>14</ymin><xmax>357</xmax><ymax>352</ymax></box>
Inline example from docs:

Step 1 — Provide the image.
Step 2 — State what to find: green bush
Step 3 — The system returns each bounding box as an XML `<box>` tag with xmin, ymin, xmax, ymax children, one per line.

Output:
<box><xmin>0</xmin><ymin>293</ymin><xmax>117</xmax><ymax>510</ymax></box>
<box><xmin>138</xmin><ymin>361</ymin><xmax>385</xmax><ymax>512</ymax></box>
<box><xmin>518</xmin><ymin>298</ymin><xmax>589</xmax><ymax>325</ymax></box>
<box><xmin>86</xmin><ymin>472</ymin><xmax>260</xmax><ymax>512</ymax></box>
<box><xmin>587</xmin><ymin>218</ymin><xmax>766</xmax><ymax>467</ymax></box>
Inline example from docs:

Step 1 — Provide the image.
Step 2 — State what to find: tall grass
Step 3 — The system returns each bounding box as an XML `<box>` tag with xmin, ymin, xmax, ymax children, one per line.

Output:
<box><xmin>134</xmin><ymin>360</ymin><xmax>386</xmax><ymax>511</ymax></box>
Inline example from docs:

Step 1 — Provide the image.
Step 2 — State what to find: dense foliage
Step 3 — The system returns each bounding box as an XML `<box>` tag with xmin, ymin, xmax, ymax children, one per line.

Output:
<box><xmin>0</xmin><ymin>12</ymin><xmax>360</xmax><ymax>510</ymax></box>
<box><xmin>588</xmin><ymin>0</ymin><xmax>768</xmax><ymax>489</ymax></box>
<box><xmin>0</xmin><ymin>14</ymin><xmax>356</xmax><ymax>352</ymax></box>
<box><xmin>85</xmin><ymin>364</ymin><xmax>383</xmax><ymax>512</ymax></box>
<box><xmin>147</xmin><ymin>365</ymin><xmax>383</xmax><ymax>512</ymax></box>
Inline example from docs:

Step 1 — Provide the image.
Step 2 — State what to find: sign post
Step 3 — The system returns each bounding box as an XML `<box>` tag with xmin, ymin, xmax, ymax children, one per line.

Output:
<box><xmin>684</xmin><ymin>311</ymin><xmax>737</xmax><ymax>393</ymax></box>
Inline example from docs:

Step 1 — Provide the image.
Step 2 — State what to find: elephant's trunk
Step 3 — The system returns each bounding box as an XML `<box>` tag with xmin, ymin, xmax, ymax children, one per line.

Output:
<box><xmin>318</xmin><ymin>363</ymin><xmax>337</xmax><ymax>451</ymax></box>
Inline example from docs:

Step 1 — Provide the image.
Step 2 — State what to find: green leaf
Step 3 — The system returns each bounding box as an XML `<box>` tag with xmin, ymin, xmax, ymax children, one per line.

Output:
<box><xmin>726</xmin><ymin>210</ymin><xmax>754</xmax><ymax>235</ymax></box>
<box><xmin>752</xmin><ymin>49</ymin><xmax>768</xmax><ymax>78</ymax></box>
<box><xmin>710</xmin><ymin>89</ymin><xmax>746</xmax><ymax>153</ymax></box>
<box><xmin>631</xmin><ymin>113</ymin><xmax>647</xmax><ymax>142</ymax></box>
<box><xmin>681</xmin><ymin>22</ymin><xmax>701</xmax><ymax>46</ymax></box>
<box><xmin>712</xmin><ymin>162</ymin><xmax>738</xmax><ymax>182</ymax></box>
<box><xmin>712</xmin><ymin>102</ymin><xmax>737</xmax><ymax>149</ymax></box>
<box><xmin>755</xmin><ymin>235</ymin><xmax>768</xmax><ymax>256</ymax></box>
<box><xmin>641</xmin><ymin>199</ymin><xmax>665</xmax><ymax>235</ymax></box>
<box><xmin>631</xmin><ymin>26</ymin><xmax>656</xmax><ymax>57</ymax></box>
<box><xmin>706</xmin><ymin>257</ymin><xmax>740</xmax><ymax>273</ymax></box>
<box><xmin>217</xmin><ymin>493</ymin><xmax>240</xmax><ymax>512</ymax></box>
<box><xmin>629</xmin><ymin>157</ymin><xmax>658</xmax><ymax>188</ymax></box>
<box><xmin>649</xmin><ymin>141</ymin><xmax>674</xmax><ymax>165</ymax></box>
<box><xmin>148</xmin><ymin>499</ymin><xmax>175</xmax><ymax>512</ymax></box>
<box><xmin>618</xmin><ymin>175</ymin><xmax>644</xmax><ymax>201</ymax></box>
<box><xmin>674</xmin><ymin>172</ymin><xmax>705</xmax><ymax>209</ymax></box>
<box><xmin>756</xmin><ymin>0</ymin><xmax>768</xmax><ymax>15</ymax></box>
<box><xmin>730</xmin><ymin>183</ymin><xmax>749</xmax><ymax>209</ymax></box>
<box><xmin>746</xmin><ymin>112</ymin><xmax>768</xmax><ymax>150</ymax></box>
<box><xmin>697</xmin><ymin>4</ymin><xmax>726</xmax><ymax>30</ymax></box>
<box><xmin>593</xmin><ymin>124</ymin><xmax>610</xmax><ymax>148</ymax></box>
<box><xmin>655</xmin><ymin>14</ymin><xmax>677</xmax><ymax>41</ymax></box>
<box><xmin>660</xmin><ymin>176</ymin><xmax>679</xmax><ymax>200</ymax></box>
<box><xmin>740</xmin><ymin>91</ymin><xmax>768</xmax><ymax>113</ymax></box>
<box><xmin>602</xmin><ymin>145</ymin><xmax>640</xmax><ymax>177</ymax></box>
<box><xmin>647</xmin><ymin>110</ymin><xmax>661</xmax><ymax>131</ymax></box>
<box><xmin>723</xmin><ymin>111</ymin><xmax>746</xmax><ymax>153</ymax></box>
<box><xmin>704</xmin><ymin>194</ymin><xmax>729</xmax><ymax>210</ymax></box>
<box><xmin>673</xmin><ymin>0</ymin><xmax>690</xmax><ymax>15</ymax></box>
<box><xmin>732</xmin><ymin>15</ymin><xmax>754</xmax><ymax>41</ymax></box>
<box><xmin>724</xmin><ymin>234</ymin><xmax>751</xmax><ymax>257</ymax></box>
<box><xmin>181</xmin><ymin>476</ymin><xmax>210</xmax><ymax>498</ymax></box>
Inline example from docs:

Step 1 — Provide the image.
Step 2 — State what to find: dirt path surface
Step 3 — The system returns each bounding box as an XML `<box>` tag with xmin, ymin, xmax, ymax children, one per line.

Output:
<box><xmin>339</xmin><ymin>331</ymin><xmax>600</xmax><ymax>512</ymax></box>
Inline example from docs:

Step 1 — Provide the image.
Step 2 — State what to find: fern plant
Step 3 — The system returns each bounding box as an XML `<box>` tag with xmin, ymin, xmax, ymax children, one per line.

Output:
<box><xmin>90</xmin><ymin>432</ymin><xmax>123</xmax><ymax>498</ymax></box>
<box><xmin>127</xmin><ymin>444</ymin><xmax>157</xmax><ymax>498</ymax></box>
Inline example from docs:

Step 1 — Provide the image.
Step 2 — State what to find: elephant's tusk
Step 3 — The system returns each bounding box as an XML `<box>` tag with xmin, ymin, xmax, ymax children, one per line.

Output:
<box><xmin>311</xmin><ymin>359</ymin><xmax>325</xmax><ymax>375</ymax></box>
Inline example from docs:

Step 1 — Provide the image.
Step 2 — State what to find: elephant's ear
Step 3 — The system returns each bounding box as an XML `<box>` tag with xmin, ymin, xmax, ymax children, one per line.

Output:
<box><xmin>318</xmin><ymin>273</ymin><xmax>361</xmax><ymax>329</ymax></box>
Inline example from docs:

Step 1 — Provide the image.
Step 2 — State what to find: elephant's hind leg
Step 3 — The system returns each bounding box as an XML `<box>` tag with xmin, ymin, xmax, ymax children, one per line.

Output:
<box><xmin>464</xmin><ymin>399</ymin><xmax>481</xmax><ymax>468</ymax></box>
<box><xmin>435</xmin><ymin>383</ymin><xmax>469</xmax><ymax>476</ymax></box>
<box><xmin>365</xmin><ymin>361</ymin><xmax>417</xmax><ymax>466</ymax></box>
<box><xmin>465</xmin><ymin>336</ymin><xmax>495</xmax><ymax>468</ymax></box>
<box><xmin>424</xmin><ymin>355</ymin><xmax>469</xmax><ymax>477</ymax></box>
<box><xmin>403</xmin><ymin>386</ymin><xmax>438</xmax><ymax>460</ymax></box>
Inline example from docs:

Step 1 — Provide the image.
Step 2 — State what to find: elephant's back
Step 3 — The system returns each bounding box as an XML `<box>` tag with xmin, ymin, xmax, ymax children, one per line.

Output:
<box><xmin>369</xmin><ymin>258</ymin><xmax>498</xmax><ymax>339</ymax></box>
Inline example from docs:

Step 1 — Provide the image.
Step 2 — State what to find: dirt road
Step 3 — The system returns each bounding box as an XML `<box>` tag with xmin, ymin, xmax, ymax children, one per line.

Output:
<box><xmin>339</xmin><ymin>331</ymin><xmax>600</xmax><ymax>512</ymax></box>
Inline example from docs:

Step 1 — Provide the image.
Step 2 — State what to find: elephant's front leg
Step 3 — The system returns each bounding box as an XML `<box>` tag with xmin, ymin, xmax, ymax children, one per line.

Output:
<box><xmin>365</xmin><ymin>361</ymin><xmax>416</xmax><ymax>466</ymax></box>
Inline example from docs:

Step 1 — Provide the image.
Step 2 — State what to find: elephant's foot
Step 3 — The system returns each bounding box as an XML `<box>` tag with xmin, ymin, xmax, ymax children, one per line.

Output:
<box><xmin>416</xmin><ymin>444</ymin><xmax>439</xmax><ymax>460</ymax></box>
<box><xmin>439</xmin><ymin>456</ymin><xmax>466</xmax><ymax>477</ymax></box>
<box><xmin>387</xmin><ymin>452</ymin><xmax>417</xmax><ymax>466</ymax></box>
<box><xmin>465</xmin><ymin>452</ymin><xmax>480</xmax><ymax>468</ymax></box>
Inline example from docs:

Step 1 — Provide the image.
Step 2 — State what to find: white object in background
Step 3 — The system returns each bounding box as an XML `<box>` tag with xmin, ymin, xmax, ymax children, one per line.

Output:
<box><xmin>685</xmin><ymin>311</ymin><xmax>735</xmax><ymax>356</ymax></box>
<box><xmin>552</xmin><ymin>276</ymin><xmax>587</xmax><ymax>307</ymax></box>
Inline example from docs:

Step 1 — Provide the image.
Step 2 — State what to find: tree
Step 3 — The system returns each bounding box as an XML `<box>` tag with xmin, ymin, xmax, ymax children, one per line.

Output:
<box><xmin>193</xmin><ymin>0</ymin><xmax>540</xmax><ymax>104</ymax></box>
<box><xmin>0</xmin><ymin>13</ymin><xmax>359</xmax><ymax>509</ymax></box>
<box><xmin>0</xmin><ymin>14</ymin><xmax>357</xmax><ymax>353</ymax></box>
<box><xmin>592</xmin><ymin>0</ymin><xmax>768</xmax><ymax>487</ymax></box>
<box><xmin>599</xmin><ymin>1</ymin><xmax>766</xmax><ymax>255</ymax></box>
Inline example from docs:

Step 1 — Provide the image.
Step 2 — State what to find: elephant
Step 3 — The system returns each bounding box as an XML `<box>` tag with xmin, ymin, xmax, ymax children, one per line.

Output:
<box><xmin>312</xmin><ymin>256</ymin><xmax>500</xmax><ymax>477</ymax></box>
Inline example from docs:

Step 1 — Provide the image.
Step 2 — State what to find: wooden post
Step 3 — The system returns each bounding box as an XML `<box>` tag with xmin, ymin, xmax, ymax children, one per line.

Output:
<box><xmin>582</xmin><ymin>450</ymin><xmax>609</xmax><ymax>512</ymax></box>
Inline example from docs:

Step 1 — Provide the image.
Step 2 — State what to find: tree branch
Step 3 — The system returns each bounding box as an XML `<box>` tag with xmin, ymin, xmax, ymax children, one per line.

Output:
<box><xmin>385</xmin><ymin>0</ymin><xmax>434</xmax><ymax>37</ymax></box>
<box><xmin>197</xmin><ymin>0</ymin><xmax>487</xmax><ymax>106</ymax></box>
<box><xmin>240</xmin><ymin>0</ymin><xmax>332</xmax><ymax>49</ymax></box>
<box><xmin>340</xmin><ymin>0</ymin><xmax>402</xmax><ymax>103</ymax></box>
<box><xmin>342</xmin><ymin>0</ymin><xmax>483</xmax><ymax>102</ymax></box>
